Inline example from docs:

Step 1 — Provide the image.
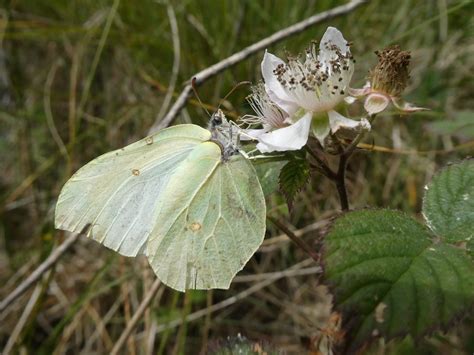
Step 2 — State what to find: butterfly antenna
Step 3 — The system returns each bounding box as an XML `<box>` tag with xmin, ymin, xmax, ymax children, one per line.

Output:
<box><xmin>191</xmin><ymin>77</ymin><xmax>211</xmax><ymax>117</ymax></box>
<box><xmin>216</xmin><ymin>81</ymin><xmax>252</xmax><ymax>112</ymax></box>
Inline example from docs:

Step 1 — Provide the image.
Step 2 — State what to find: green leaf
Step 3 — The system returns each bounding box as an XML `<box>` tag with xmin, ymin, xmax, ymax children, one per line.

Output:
<box><xmin>442</xmin><ymin>225</ymin><xmax>474</xmax><ymax>259</ymax></box>
<box><xmin>323</xmin><ymin>209</ymin><xmax>474</xmax><ymax>349</ymax></box>
<box><xmin>423</xmin><ymin>160</ymin><xmax>474</xmax><ymax>253</ymax></box>
<box><xmin>278</xmin><ymin>155</ymin><xmax>310</xmax><ymax>208</ymax></box>
<box><xmin>311</xmin><ymin>113</ymin><xmax>330</xmax><ymax>144</ymax></box>
<box><xmin>255</xmin><ymin>160</ymin><xmax>286</xmax><ymax>197</ymax></box>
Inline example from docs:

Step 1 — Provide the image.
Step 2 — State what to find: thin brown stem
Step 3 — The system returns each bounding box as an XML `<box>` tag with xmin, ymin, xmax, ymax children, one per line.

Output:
<box><xmin>336</xmin><ymin>154</ymin><xmax>350</xmax><ymax>211</ymax></box>
<box><xmin>305</xmin><ymin>146</ymin><xmax>336</xmax><ymax>179</ymax></box>
<box><xmin>335</xmin><ymin>114</ymin><xmax>377</xmax><ymax>211</ymax></box>
<box><xmin>268</xmin><ymin>216</ymin><xmax>319</xmax><ymax>263</ymax></box>
<box><xmin>305</xmin><ymin>144</ymin><xmax>349</xmax><ymax>210</ymax></box>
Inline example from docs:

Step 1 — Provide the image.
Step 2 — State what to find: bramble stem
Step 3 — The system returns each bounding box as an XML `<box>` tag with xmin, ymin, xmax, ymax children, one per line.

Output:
<box><xmin>335</xmin><ymin>155</ymin><xmax>350</xmax><ymax>211</ymax></box>
<box><xmin>335</xmin><ymin>114</ymin><xmax>377</xmax><ymax>211</ymax></box>
<box><xmin>306</xmin><ymin>115</ymin><xmax>377</xmax><ymax>212</ymax></box>
<box><xmin>306</xmin><ymin>145</ymin><xmax>349</xmax><ymax>210</ymax></box>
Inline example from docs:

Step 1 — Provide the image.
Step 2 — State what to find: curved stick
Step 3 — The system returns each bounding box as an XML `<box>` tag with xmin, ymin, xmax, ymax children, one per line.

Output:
<box><xmin>148</xmin><ymin>0</ymin><xmax>366</xmax><ymax>133</ymax></box>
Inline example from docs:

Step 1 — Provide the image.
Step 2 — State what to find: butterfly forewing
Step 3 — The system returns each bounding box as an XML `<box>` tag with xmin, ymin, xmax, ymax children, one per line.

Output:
<box><xmin>56</xmin><ymin>119</ymin><xmax>267</xmax><ymax>292</ymax></box>
<box><xmin>55</xmin><ymin>125</ymin><xmax>211</xmax><ymax>256</ymax></box>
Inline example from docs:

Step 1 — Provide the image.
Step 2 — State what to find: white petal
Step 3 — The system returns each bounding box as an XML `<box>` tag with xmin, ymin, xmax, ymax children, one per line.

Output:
<box><xmin>392</xmin><ymin>98</ymin><xmax>429</xmax><ymax>113</ymax></box>
<box><xmin>261</xmin><ymin>52</ymin><xmax>299</xmax><ymax>115</ymax></box>
<box><xmin>265</xmin><ymin>84</ymin><xmax>299</xmax><ymax>116</ymax></box>
<box><xmin>328</xmin><ymin>110</ymin><xmax>371</xmax><ymax>133</ymax></box>
<box><xmin>344</xmin><ymin>96</ymin><xmax>357</xmax><ymax>104</ymax></box>
<box><xmin>256</xmin><ymin>112</ymin><xmax>312</xmax><ymax>153</ymax></box>
<box><xmin>319</xmin><ymin>27</ymin><xmax>350</xmax><ymax>66</ymax></box>
<box><xmin>364</xmin><ymin>93</ymin><xmax>390</xmax><ymax>115</ymax></box>
<box><xmin>240</xmin><ymin>128</ymin><xmax>269</xmax><ymax>141</ymax></box>
<box><xmin>321</xmin><ymin>27</ymin><xmax>350</xmax><ymax>54</ymax></box>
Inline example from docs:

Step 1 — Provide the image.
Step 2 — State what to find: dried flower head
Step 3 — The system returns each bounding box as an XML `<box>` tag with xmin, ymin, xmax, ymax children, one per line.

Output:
<box><xmin>349</xmin><ymin>45</ymin><xmax>427</xmax><ymax>115</ymax></box>
<box><xmin>370</xmin><ymin>45</ymin><xmax>411</xmax><ymax>97</ymax></box>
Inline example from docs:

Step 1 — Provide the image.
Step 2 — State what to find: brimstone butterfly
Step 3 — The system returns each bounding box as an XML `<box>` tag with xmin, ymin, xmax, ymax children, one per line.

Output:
<box><xmin>55</xmin><ymin>110</ymin><xmax>266</xmax><ymax>292</ymax></box>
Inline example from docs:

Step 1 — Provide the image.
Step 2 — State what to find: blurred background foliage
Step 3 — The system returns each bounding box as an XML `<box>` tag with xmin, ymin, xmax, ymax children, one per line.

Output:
<box><xmin>0</xmin><ymin>0</ymin><xmax>473</xmax><ymax>353</ymax></box>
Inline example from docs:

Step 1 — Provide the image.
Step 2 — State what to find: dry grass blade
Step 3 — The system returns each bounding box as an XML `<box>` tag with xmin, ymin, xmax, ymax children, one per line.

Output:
<box><xmin>2</xmin><ymin>280</ymin><xmax>45</xmax><ymax>354</ymax></box>
<box><xmin>154</xmin><ymin>260</ymin><xmax>320</xmax><ymax>334</ymax></box>
<box><xmin>154</xmin><ymin>3</ymin><xmax>180</xmax><ymax>123</ymax></box>
<box><xmin>110</xmin><ymin>278</ymin><xmax>162</xmax><ymax>355</ymax></box>
<box><xmin>0</xmin><ymin>225</ymin><xmax>91</xmax><ymax>314</ymax></box>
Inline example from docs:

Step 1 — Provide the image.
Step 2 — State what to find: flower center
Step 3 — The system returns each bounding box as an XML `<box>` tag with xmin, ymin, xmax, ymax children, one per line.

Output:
<box><xmin>271</xmin><ymin>41</ymin><xmax>354</xmax><ymax>112</ymax></box>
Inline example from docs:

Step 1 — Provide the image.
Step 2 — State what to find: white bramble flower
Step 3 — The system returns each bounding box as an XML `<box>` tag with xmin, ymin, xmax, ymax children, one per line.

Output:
<box><xmin>244</xmin><ymin>27</ymin><xmax>370</xmax><ymax>153</ymax></box>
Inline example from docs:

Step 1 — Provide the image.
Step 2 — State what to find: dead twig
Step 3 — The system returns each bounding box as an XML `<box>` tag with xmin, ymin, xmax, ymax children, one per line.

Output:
<box><xmin>148</xmin><ymin>0</ymin><xmax>366</xmax><ymax>133</ymax></box>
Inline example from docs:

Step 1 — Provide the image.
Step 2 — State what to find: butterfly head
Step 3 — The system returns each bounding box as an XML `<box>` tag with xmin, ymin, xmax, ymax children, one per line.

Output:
<box><xmin>210</xmin><ymin>109</ymin><xmax>224</xmax><ymax>128</ymax></box>
<box><xmin>208</xmin><ymin>109</ymin><xmax>240</xmax><ymax>161</ymax></box>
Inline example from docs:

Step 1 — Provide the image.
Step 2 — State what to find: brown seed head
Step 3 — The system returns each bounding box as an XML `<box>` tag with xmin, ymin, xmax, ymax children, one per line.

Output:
<box><xmin>370</xmin><ymin>45</ymin><xmax>411</xmax><ymax>97</ymax></box>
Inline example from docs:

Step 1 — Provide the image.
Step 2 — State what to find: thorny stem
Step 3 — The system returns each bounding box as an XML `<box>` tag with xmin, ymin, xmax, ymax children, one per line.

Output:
<box><xmin>268</xmin><ymin>216</ymin><xmax>319</xmax><ymax>263</ymax></box>
<box><xmin>307</xmin><ymin>114</ymin><xmax>377</xmax><ymax>211</ymax></box>
<box><xmin>306</xmin><ymin>144</ymin><xmax>350</xmax><ymax>209</ymax></box>
<box><xmin>335</xmin><ymin>125</ymin><xmax>370</xmax><ymax>211</ymax></box>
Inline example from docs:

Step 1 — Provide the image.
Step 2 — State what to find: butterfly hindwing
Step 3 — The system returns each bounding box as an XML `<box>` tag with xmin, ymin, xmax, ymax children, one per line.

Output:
<box><xmin>147</xmin><ymin>142</ymin><xmax>266</xmax><ymax>291</ymax></box>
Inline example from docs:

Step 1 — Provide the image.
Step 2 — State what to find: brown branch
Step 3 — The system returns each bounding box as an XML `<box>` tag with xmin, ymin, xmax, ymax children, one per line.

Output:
<box><xmin>268</xmin><ymin>216</ymin><xmax>320</xmax><ymax>263</ymax></box>
<box><xmin>148</xmin><ymin>0</ymin><xmax>366</xmax><ymax>133</ymax></box>
<box><xmin>335</xmin><ymin>156</ymin><xmax>350</xmax><ymax>211</ymax></box>
<box><xmin>0</xmin><ymin>225</ymin><xmax>90</xmax><ymax>314</ymax></box>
